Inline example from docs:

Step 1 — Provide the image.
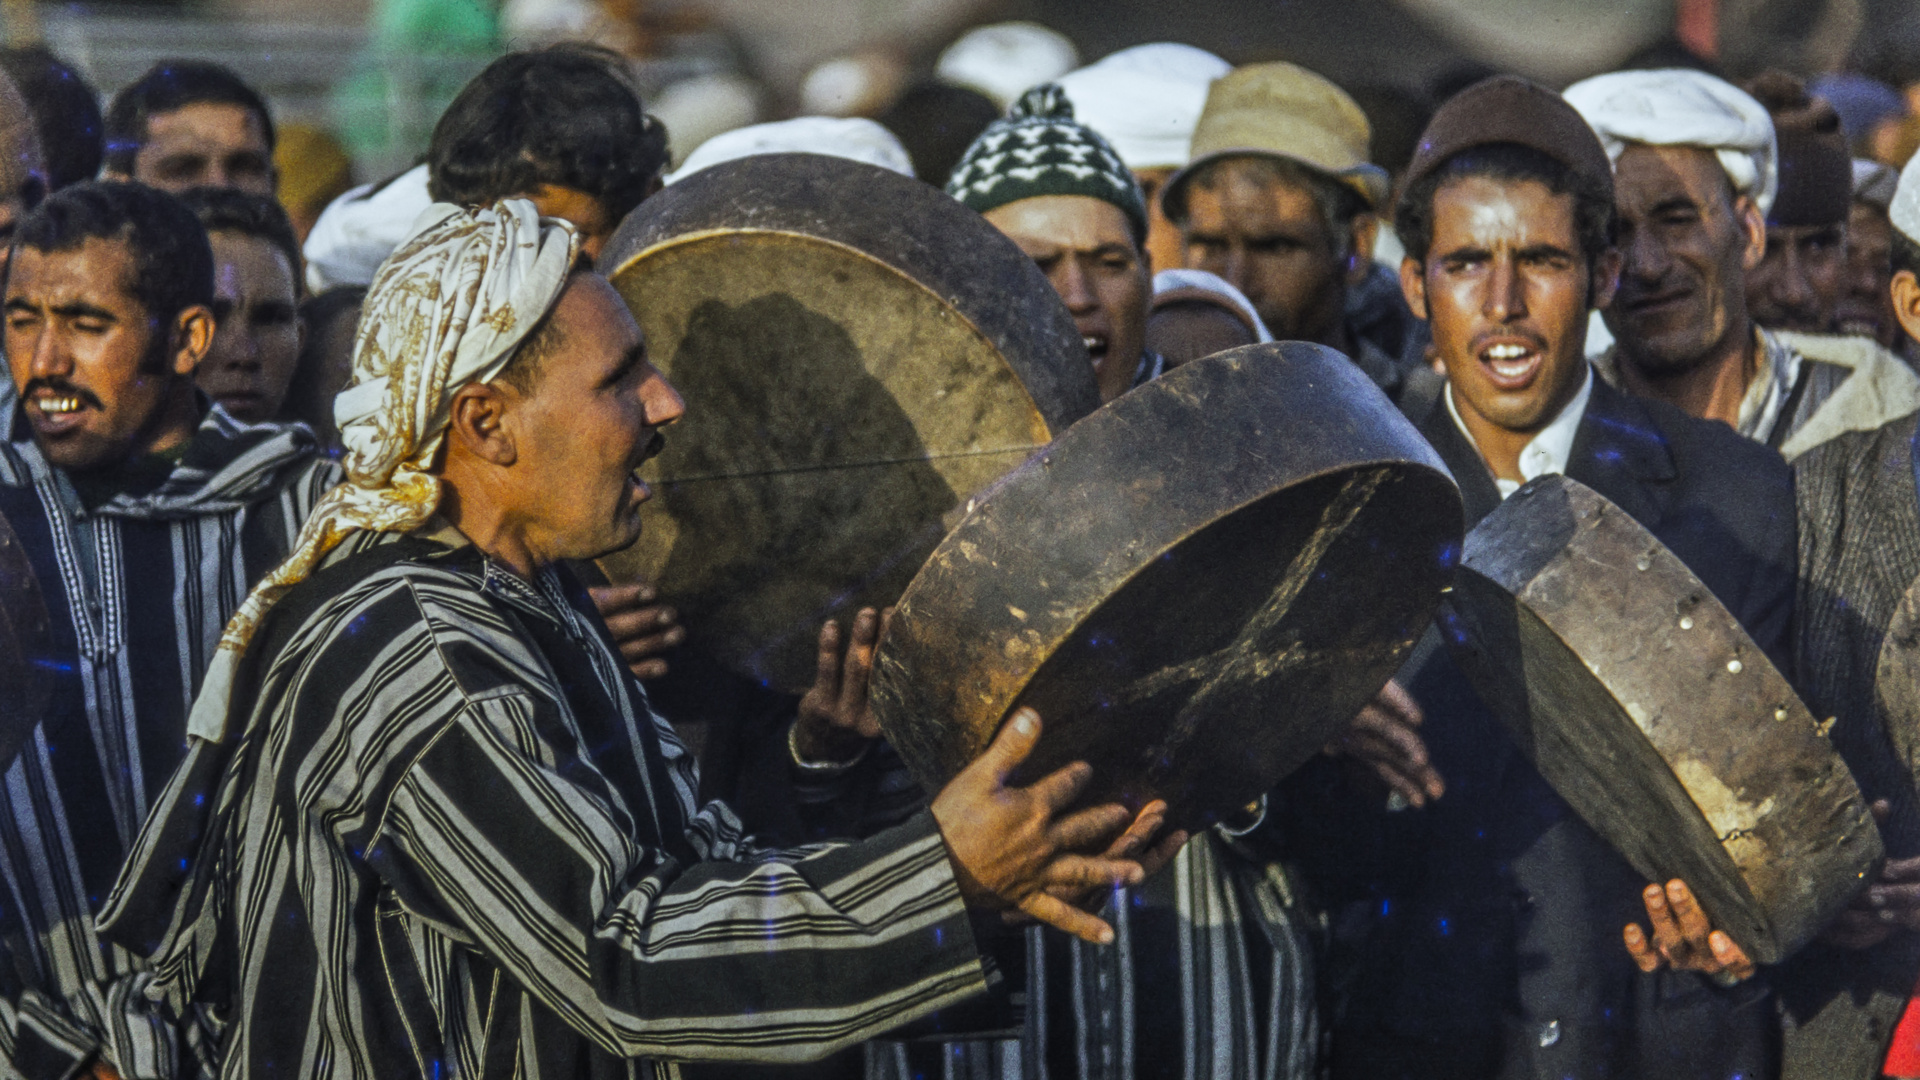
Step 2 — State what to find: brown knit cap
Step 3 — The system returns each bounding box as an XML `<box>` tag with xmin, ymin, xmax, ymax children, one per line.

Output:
<box><xmin>1403</xmin><ymin>75</ymin><xmax>1613</xmax><ymax>201</ymax></box>
<box><xmin>1744</xmin><ymin>71</ymin><xmax>1850</xmax><ymax>227</ymax></box>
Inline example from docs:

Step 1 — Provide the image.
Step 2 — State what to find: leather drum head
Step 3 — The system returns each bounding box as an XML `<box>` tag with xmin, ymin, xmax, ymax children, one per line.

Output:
<box><xmin>598</xmin><ymin>154</ymin><xmax>1099</xmax><ymax>691</ymax></box>
<box><xmin>870</xmin><ymin>343</ymin><xmax>1463</xmax><ymax>832</ymax></box>
<box><xmin>1445</xmin><ymin>475</ymin><xmax>1880</xmax><ymax>964</ymax></box>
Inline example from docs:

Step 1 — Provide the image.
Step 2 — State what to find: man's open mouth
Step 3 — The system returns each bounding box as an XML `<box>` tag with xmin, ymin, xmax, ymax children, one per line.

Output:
<box><xmin>1477</xmin><ymin>340</ymin><xmax>1544</xmax><ymax>391</ymax></box>
<box><xmin>1083</xmin><ymin>332</ymin><xmax>1109</xmax><ymax>371</ymax></box>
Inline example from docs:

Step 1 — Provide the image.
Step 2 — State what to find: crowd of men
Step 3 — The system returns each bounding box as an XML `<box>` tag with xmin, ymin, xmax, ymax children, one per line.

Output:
<box><xmin>2</xmin><ymin>26</ymin><xmax>1920</xmax><ymax>1080</ymax></box>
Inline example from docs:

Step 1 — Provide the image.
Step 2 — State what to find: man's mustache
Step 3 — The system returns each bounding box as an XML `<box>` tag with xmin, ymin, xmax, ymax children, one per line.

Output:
<box><xmin>21</xmin><ymin>379</ymin><xmax>102</xmax><ymax>410</ymax></box>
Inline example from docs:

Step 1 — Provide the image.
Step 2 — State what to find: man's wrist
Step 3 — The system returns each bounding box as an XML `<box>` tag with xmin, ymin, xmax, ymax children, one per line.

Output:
<box><xmin>788</xmin><ymin>719</ymin><xmax>870</xmax><ymax>772</ymax></box>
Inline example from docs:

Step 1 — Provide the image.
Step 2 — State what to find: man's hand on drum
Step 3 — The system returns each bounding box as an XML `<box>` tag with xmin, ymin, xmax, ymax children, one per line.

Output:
<box><xmin>1821</xmin><ymin>800</ymin><xmax>1920</xmax><ymax>949</ymax></box>
<box><xmin>932</xmin><ymin>707</ymin><xmax>1187</xmax><ymax>945</ymax></box>
<box><xmin>589</xmin><ymin>581</ymin><xmax>684</xmax><ymax>680</ymax></box>
<box><xmin>793</xmin><ymin>607</ymin><xmax>891</xmax><ymax>765</ymax></box>
<box><xmin>1325</xmin><ymin>679</ymin><xmax>1446</xmax><ymax>808</ymax></box>
<box><xmin>1623</xmin><ymin>878</ymin><xmax>1756</xmax><ymax>983</ymax></box>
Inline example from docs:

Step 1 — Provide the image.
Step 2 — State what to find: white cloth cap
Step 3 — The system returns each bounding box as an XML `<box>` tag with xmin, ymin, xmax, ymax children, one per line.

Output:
<box><xmin>1055</xmin><ymin>44</ymin><xmax>1230</xmax><ymax>169</ymax></box>
<box><xmin>1564</xmin><ymin>69</ymin><xmax>1778</xmax><ymax>218</ymax></box>
<box><xmin>1152</xmin><ymin>269</ymin><xmax>1273</xmax><ymax>342</ymax></box>
<box><xmin>191</xmin><ymin>200</ymin><xmax>578</xmax><ymax>742</ymax></box>
<box><xmin>1892</xmin><ymin>149</ymin><xmax>1920</xmax><ymax>246</ymax></box>
<box><xmin>935</xmin><ymin>21</ymin><xmax>1079</xmax><ymax>110</ymax></box>
<box><xmin>667</xmin><ymin>117</ymin><xmax>914</xmax><ymax>184</ymax></box>
<box><xmin>301</xmin><ymin>164</ymin><xmax>435</xmax><ymax>294</ymax></box>
<box><xmin>650</xmin><ymin>74</ymin><xmax>765</xmax><ymax>169</ymax></box>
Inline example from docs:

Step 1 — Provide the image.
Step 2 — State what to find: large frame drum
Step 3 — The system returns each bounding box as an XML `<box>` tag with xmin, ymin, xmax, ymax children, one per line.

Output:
<box><xmin>870</xmin><ymin>343</ymin><xmax>1463</xmax><ymax>831</ymax></box>
<box><xmin>597</xmin><ymin>153</ymin><xmax>1100</xmax><ymax>691</ymax></box>
<box><xmin>1445</xmin><ymin>475</ymin><xmax>1880</xmax><ymax>963</ymax></box>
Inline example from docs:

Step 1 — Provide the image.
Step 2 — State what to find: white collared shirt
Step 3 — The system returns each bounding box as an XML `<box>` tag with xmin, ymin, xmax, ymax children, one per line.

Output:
<box><xmin>1446</xmin><ymin>365</ymin><xmax>1595</xmax><ymax>498</ymax></box>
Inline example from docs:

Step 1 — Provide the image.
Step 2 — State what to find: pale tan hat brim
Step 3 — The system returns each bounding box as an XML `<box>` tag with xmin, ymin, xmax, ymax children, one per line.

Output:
<box><xmin>1162</xmin><ymin>147</ymin><xmax>1390</xmax><ymax>222</ymax></box>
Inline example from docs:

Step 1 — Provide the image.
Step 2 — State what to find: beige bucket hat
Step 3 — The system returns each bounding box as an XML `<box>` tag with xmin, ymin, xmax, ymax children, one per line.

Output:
<box><xmin>1162</xmin><ymin>62</ymin><xmax>1389</xmax><ymax>220</ymax></box>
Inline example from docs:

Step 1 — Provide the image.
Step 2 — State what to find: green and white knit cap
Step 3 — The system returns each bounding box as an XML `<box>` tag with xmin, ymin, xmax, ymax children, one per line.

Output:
<box><xmin>946</xmin><ymin>84</ymin><xmax>1149</xmax><ymax>240</ymax></box>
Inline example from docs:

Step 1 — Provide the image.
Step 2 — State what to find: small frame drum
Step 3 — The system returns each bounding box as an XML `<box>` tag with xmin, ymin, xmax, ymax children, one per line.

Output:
<box><xmin>1445</xmin><ymin>475</ymin><xmax>1880</xmax><ymax>963</ymax></box>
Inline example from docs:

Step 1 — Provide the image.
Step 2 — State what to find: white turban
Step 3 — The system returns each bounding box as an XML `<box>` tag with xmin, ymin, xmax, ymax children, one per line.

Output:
<box><xmin>1564</xmin><ymin>69</ymin><xmax>1779</xmax><ymax>218</ymax></box>
<box><xmin>301</xmin><ymin>164</ymin><xmax>434</xmax><ymax>294</ymax></box>
<box><xmin>935</xmin><ymin>21</ymin><xmax>1079</xmax><ymax>110</ymax></box>
<box><xmin>1152</xmin><ymin>269</ymin><xmax>1273</xmax><ymax>342</ymax></box>
<box><xmin>667</xmin><ymin>117</ymin><xmax>915</xmax><ymax>184</ymax></box>
<box><xmin>1055</xmin><ymin>44</ymin><xmax>1231</xmax><ymax>170</ymax></box>
<box><xmin>190</xmin><ymin>199</ymin><xmax>578</xmax><ymax>741</ymax></box>
<box><xmin>1893</xmin><ymin>149</ymin><xmax>1920</xmax><ymax>247</ymax></box>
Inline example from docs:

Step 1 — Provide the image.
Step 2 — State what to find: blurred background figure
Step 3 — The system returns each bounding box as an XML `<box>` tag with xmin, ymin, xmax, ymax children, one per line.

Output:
<box><xmin>0</xmin><ymin>67</ymin><xmax>44</xmax><ymax>273</ymax></box>
<box><xmin>668</xmin><ymin>116</ymin><xmax>914</xmax><ymax>185</ymax></box>
<box><xmin>272</xmin><ymin>123</ymin><xmax>354</xmax><ymax>244</ymax></box>
<box><xmin>301</xmin><ymin>165</ymin><xmax>432</xmax><ymax>294</ymax></box>
<box><xmin>934</xmin><ymin>20</ymin><xmax>1078</xmax><ymax>110</ymax></box>
<box><xmin>798</xmin><ymin>51</ymin><xmax>908</xmax><ymax>118</ymax></box>
<box><xmin>1056</xmin><ymin>42</ymin><xmax>1231</xmax><ymax>272</ymax></box>
<box><xmin>1743</xmin><ymin>70</ymin><xmax>1854</xmax><ymax>335</ymax></box>
<box><xmin>1840</xmin><ymin>158</ymin><xmax>1904</xmax><ymax>353</ymax></box>
<box><xmin>1146</xmin><ymin>267</ymin><xmax>1270</xmax><ymax>368</ymax></box>
<box><xmin>876</xmin><ymin>80</ymin><xmax>998</xmax><ymax>188</ymax></box>
<box><xmin>103</xmin><ymin>60</ymin><xmax>277</xmax><ymax>195</ymax></box>
<box><xmin>285</xmin><ymin>285</ymin><xmax>363</xmax><ymax>452</ymax></box>
<box><xmin>180</xmin><ymin>188</ymin><xmax>306</xmax><ymax>425</ymax></box>
<box><xmin>0</xmin><ymin>48</ymin><xmax>100</xmax><ymax>193</ymax></box>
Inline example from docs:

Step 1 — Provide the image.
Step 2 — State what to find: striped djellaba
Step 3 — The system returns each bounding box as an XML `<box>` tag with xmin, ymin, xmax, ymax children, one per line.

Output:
<box><xmin>98</xmin><ymin>529</ymin><xmax>991</xmax><ymax>1079</ymax></box>
<box><xmin>0</xmin><ymin>404</ymin><xmax>336</xmax><ymax>1078</ymax></box>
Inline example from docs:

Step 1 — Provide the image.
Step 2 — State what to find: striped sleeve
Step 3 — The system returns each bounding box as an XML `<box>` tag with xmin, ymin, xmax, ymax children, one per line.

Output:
<box><xmin>369</xmin><ymin>688</ymin><xmax>986</xmax><ymax>1063</ymax></box>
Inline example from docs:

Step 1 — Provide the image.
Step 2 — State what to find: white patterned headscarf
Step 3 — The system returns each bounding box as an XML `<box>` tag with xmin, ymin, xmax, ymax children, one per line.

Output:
<box><xmin>188</xmin><ymin>199</ymin><xmax>578</xmax><ymax>741</ymax></box>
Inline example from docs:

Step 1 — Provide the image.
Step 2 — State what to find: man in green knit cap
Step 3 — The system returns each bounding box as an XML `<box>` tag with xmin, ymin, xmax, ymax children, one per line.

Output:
<box><xmin>947</xmin><ymin>85</ymin><xmax>1158</xmax><ymax>402</ymax></box>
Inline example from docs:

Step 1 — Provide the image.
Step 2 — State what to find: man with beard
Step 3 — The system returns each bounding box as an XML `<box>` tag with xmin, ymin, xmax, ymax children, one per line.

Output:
<box><xmin>1565</xmin><ymin>68</ymin><xmax>1919</xmax><ymax>461</ymax></box>
<box><xmin>0</xmin><ymin>181</ymin><xmax>335</xmax><ymax>1078</ymax></box>
<box><xmin>1743</xmin><ymin>72</ymin><xmax>1855</xmax><ymax>336</ymax></box>
<box><xmin>1775</xmin><ymin>147</ymin><xmax>1920</xmax><ymax>1079</ymax></box>
<box><xmin>1313</xmin><ymin>76</ymin><xmax>1796</xmax><ymax>1080</ymax></box>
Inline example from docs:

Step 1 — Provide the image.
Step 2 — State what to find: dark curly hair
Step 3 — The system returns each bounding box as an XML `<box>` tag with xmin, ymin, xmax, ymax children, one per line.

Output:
<box><xmin>175</xmin><ymin>186</ymin><xmax>302</xmax><ymax>293</ymax></box>
<box><xmin>103</xmin><ymin>61</ymin><xmax>274</xmax><ymax>176</ymax></box>
<box><xmin>427</xmin><ymin>45</ymin><xmax>668</xmax><ymax>228</ymax></box>
<box><xmin>13</xmin><ymin>181</ymin><xmax>214</xmax><ymax>331</ymax></box>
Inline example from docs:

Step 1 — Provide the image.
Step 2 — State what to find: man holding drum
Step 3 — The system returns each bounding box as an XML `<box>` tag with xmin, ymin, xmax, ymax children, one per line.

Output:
<box><xmin>1311</xmin><ymin>76</ymin><xmax>1799</xmax><ymax>1080</ymax></box>
<box><xmin>96</xmin><ymin>200</ymin><xmax>1180</xmax><ymax>1078</ymax></box>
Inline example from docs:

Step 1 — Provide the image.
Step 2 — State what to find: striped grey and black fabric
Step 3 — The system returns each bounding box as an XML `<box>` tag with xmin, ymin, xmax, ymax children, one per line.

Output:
<box><xmin>99</xmin><ymin>530</ymin><xmax>988</xmax><ymax>1079</ymax></box>
<box><xmin>865</xmin><ymin>829</ymin><xmax>1319</xmax><ymax>1080</ymax></box>
<box><xmin>0</xmin><ymin>403</ymin><xmax>335</xmax><ymax>1078</ymax></box>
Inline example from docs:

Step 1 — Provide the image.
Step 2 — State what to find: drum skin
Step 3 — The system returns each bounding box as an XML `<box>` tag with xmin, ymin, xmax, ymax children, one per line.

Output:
<box><xmin>870</xmin><ymin>343</ymin><xmax>1463</xmax><ymax>832</ymax></box>
<box><xmin>0</xmin><ymin>507</ymin><xmax>52</xmax><ymax>771</ymax></box>
<box><xmin>1446</xmin><ymin>474</ymin><xmax>1880</xmax><ymax>964</ymax></box>
<box><xmin>597</xmin><ymin>153</ymin><xmax>1099</xmax><ymax>691</ymax></box>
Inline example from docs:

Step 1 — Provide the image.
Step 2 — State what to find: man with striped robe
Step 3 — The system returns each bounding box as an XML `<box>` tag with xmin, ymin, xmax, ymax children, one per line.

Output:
<box><xmin>97</xmin><ymin>200</ymin><xmax>1176</xmax><ymax>1078</ymax></box>
<box><xmin>0</xmin><ymin>181</ymin><xmax>336</xmax><ymax>1078</ymax></box>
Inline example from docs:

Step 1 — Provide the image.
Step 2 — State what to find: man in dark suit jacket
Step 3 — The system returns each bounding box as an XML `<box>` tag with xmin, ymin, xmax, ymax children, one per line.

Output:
<box><xmin>1308</xmin><ymin>77</ymin><xmax>1800</xmax><ymax>1080</ymax></box>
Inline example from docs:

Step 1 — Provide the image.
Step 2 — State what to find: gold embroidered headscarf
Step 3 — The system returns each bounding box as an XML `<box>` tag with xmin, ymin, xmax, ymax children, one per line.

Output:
<box><xmin>188</xmin><ymin>199</ymin><xmax>579</xmax><ymax>741</ymax></box>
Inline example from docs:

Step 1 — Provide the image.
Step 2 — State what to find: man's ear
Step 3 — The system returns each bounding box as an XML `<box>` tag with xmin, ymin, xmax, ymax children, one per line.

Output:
<box><xmin>1591</xmin><ymin>247</ymin><xmax>1624</xmax><ymax>313</ymax></box>
<box><xmin>168</xmin><ymin>304</ymin><xmax>216</xmax><ymax>376</ymax></box>
<box><xmin>1398</xmin><ymin>255</ymin><xmax>1428</xmax><ymax>321</ymax></box>
<box><xmin>1347</xmin><ymin>214</ymin><xmax>1380</xmax><ymax>286</ymax></box>
<box><xmin>1734</xmin><ymin>194</ymin><xmax>1768</xmax><ymax>272</ymax></box>
<box><xmin>447</xmin><ymin>381</ymin><xmax>517</xmax><ymax>466</ymax></box>
<box><xmin>1892</xmin><ymin>270</ymin><xmax>1920</xmax><ymax>348</ymax></box>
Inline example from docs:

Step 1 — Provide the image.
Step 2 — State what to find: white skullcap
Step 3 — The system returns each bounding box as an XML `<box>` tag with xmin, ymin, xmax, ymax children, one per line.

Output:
<box><xmin>1564</xmin><ymin>69</ymin><xmax>1779</xmax><ymax>218</ymax></box>
<box><xmin>192</xmin><ymin>200</ymin><xmax>578</xmax><ymax>742</ymax></box>
<box><xmin>799</xmin><ymin>54</ymin><xmax>907</xmax><ymax>118</ymax></box>
<box><xmin>935</xmin><ymin>22</ymin><xmax>1079</xmax><ymax>110</ymax></box>
<box><xmin>667</xmin><ymin>117</ymin><xmax>914</xmax><ymax>184</ymax></box>
<box><xmin>1055</xmin><ymin>44</ymin><xmax>1231</xmax><ymax>170</ymax></box>
<box><xmin>1855</xmin><ymin>157</ymin><xmax>1899</xmax><ymax>211</ymax></box>
<box><xmin>1152</xmin><ymin>269</ymin><xmax>1273</xmax><ymax>343</ymax></box>
<box><xmin>1892</xmin><ymin>149</ymin><xmax>1920</xmax><ymax>246</ymax></box>
<box><xmin>301</xmin><ymin>164</ymin><xmax>434</xmax><ymax>294</ymax></box>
